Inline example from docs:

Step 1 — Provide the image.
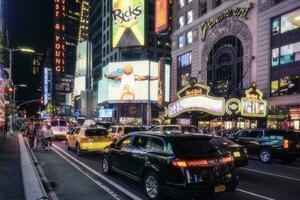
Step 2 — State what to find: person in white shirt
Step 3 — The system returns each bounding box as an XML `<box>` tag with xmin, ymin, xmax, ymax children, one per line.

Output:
<box><xmin>44</xmin><ymin>125</ymin><xmax>54</xmax><ymax>149</ymax></box>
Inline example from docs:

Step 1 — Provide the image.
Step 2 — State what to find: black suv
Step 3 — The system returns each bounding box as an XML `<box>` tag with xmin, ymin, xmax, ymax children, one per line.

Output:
<box><xmin>230</xmin><ymin>129</ymin><xmax>300</xmax><ymax>163</ymax></box>
<box><xmin>102</xmin><ymin>132</ymin><xmax>238</xmax><ymax>200</ymax></box>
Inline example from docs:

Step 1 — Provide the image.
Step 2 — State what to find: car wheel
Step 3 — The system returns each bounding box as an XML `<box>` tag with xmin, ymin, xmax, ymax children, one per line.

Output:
<box><xmin>259</xmin><ymin>149</ymin><xmax>273</xmax><ymax>163</ymax></box>
<box><xmin>66</xmin><ymin>141</ymin><xmax>71</xmax><ymax>150</ymax></box>
<box><xmin>76</xmin><ymin>144</ymin><xmax>82</xmax><ymax>156</ymax></box>
<box><xmin>102</xmin><ymin>155</ymin><xmax>113</xmax><ymax>175</ymax></box>
<box><xmin>144</xmin><ymin>171</ymin><xmax>163</xmax><ymax>200</ymax></box>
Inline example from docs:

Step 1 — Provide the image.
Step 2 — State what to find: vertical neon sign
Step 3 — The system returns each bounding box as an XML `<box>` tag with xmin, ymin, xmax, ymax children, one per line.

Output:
<box><xmin>54</xmin><ymin>0</ymin><xmax>65</xmax><ymax>73</ymax></box>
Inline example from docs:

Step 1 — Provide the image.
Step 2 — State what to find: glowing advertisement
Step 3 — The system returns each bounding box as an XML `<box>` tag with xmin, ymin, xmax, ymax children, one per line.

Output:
<box><xmin>54</xmin><ymin>0</ymin><xmax>65</xmax><ymax>73</ymax></box>
<box><xmin>43</xmin><ymin>68</ymin><xmax>49</xmax><ymax>105</ymax></box>
<box><xmin>76</xmin><ymin>42</ymin><xmax>88</xmax><ymax>76</ymax></box>
<box><xmin>155</xmin><ymin>0</ymin><xmax>168</xmax><ymax>34</ymax></box>
<box><xmin>74</xmin><ymin>76</ymin><xmax>86</xmax><ymax>96</ymax></box>
<box><xmin>98</xmin><ymin>61</ymin><xmax>172</xmax><ymax>103</ymax></box>
<box><xmin>99</xmin><ymin>109</ymin><xmax>114</xmax><ymax>118</ymax></box>
<box><xmin>112</xmin><ymin>0</ymin><xmax>145</xmax><ymax>48</ymax></box>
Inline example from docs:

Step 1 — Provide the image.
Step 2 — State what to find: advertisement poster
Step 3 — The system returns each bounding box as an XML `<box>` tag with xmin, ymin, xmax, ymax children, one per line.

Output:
<box><xmin>112</xmin><ymin>0</ymin><xmax>145</xmax><ymax>47</ymax></box>
<box><xmin>98</xmin><ymin>61</ymin><xmax>160</xmax><ymax>103</ymax></box>
<box><xmin>155</xmin><ymin>0</ymin><xmax>168</xmax><ymax>34</ymax></box>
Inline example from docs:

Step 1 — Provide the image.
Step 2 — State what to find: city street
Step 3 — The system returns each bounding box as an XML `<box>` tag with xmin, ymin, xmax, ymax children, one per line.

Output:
<box><xmin>33</xmin><ymin>141</ymin><xmax>300</xmax><ymax>200</ymax></box>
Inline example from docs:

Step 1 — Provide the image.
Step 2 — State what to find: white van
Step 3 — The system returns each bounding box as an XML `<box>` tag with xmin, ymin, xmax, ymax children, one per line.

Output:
<box><xmin>50</xmin><ymin>119</ymin><xmax>69</xmax><ymax>138</ymax></box>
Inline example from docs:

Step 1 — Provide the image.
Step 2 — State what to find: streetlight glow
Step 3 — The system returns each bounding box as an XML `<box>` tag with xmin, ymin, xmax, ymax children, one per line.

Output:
<box><xmin>19</xmin><ymin>48</ymin><xmax>35</xmax><ymax>53</ymax></box>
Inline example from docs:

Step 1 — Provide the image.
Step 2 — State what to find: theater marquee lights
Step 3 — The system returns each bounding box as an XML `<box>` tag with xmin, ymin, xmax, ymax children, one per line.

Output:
<box><xmin>54</xmin><ymin>0</ymin><xmax>65</xmax><ymax>73</ymax></box>
<box><xmin>112</xmin><ymin>0</ymin><xmax>145</xmax><ymax>48</ymax></box>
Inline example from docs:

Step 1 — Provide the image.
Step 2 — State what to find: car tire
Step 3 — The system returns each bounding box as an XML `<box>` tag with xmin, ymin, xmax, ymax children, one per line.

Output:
<box><xmin>102</xmin><ymin>155</ymin><xmax>113</xmax><ymax>175</ymax></box>
<box><xmin>66</xmin><ymin>141</ymin><xmax>71</xmax><ymax>150</ymax></box>
<box><xmin>144</xmin><ymin>171</ymin><xmax>163</xmax><ymax>200</ymax></box>
<box><xmin>259</xmin><ymin>149</ymin><xmax>273</xmax><ymax>163</ymax></box>
<box><xmin>76</xmin><ymin>144</ymin><xmax>82</xmax><ymax>156</ymax></box>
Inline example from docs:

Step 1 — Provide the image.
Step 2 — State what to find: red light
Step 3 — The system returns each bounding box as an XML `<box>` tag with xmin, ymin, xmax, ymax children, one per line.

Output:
<box><xmin>283</xmin><ymin>139</ymin><xmax>289</xmax><ymax>149</ymax></box>
<box><xmin>172</xmin><ymin>156</ymin><xmax>234</xmax><ymax>168</ymax></box>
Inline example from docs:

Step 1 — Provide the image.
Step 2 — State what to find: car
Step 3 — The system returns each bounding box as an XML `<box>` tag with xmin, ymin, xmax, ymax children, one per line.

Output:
<box><xmin>49</xmin><ymin>118</ymin><xmax>69</xmax><ymax>139</ymax></box>
<box><xmin>107</xmin><ymin>125</ymin><xmax>144</xmax><ymax>140</ymax></box>
<box><xmin>66</xmin><ymin>127</ymin><xmax>113</xmax><ymax>156</ymax></box>
<box><xmin>230</xmin><ymin>129</ymin><xmax>300</xmax><ymax>163</ymax></box>
<box><xmin>212</xmin><ymin>136</ymin><xmax>248</xmax><ymax>167</ymax></box>
<box><xmin>102</xmin><ymin>132</ymin><xmax>238</xmax><ymax>199</ymax></box>
<box><xmin>151</xmin><ymin>124</ymin><xmax>198</xmax><ymax>134</ymax></box>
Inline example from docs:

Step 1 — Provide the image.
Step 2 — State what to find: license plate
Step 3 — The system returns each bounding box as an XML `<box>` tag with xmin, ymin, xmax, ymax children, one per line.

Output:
<box><xmin>233</xmin><ymin>152</ymin><xmax>241</xmax><ymax>157</ymax></box>
<box><xmin>214</xmin><ymin>185</ymin><xmax>225</xmax><ymax>193</ymax></box>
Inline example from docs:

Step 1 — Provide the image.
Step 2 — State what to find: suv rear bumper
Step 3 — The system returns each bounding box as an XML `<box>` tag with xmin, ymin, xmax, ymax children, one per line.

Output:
<box><xmin>163</xmin><ymin>178</ymin><xmax>238</xmax><ymax>198</ymax></box>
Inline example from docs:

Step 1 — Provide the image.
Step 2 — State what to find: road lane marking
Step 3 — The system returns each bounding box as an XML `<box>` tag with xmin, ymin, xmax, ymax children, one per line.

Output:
<box><xmin>240</xmin><ymin>167</ymin><xmax>300</xmax><ymax>182</ymax></box>
<box><xmin>52</xmin><ymin>148</ymin><xmax>121</xmax><ymax>200</ymax></box>
<box><xmin>53</xmin><ymin>144</ymin><xmax>143</xmax><ymax>200</ymax></box>
<box><xmin>236</xmin><ymin>188</ymin><xmax>275</xmax><ymax>200</ymax></box>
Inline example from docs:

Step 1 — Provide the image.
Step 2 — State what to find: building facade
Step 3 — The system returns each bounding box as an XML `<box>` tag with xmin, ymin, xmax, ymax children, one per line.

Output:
<box><xmin>89</xmin><ymin>0</ymin><xmax>172</xmax><ymax>124</ymax></box>
<box><xmin>171</xmin><ymin>0</ymin><xmax>300</xmax><ymax>130</ymax></box>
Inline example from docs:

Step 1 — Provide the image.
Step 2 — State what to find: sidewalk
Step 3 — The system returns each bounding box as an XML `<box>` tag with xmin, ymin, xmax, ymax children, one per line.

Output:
<box><xmin>0</xmin><ymin>134</ymin><xmax>25</xmax><ymax>200</ymax></box>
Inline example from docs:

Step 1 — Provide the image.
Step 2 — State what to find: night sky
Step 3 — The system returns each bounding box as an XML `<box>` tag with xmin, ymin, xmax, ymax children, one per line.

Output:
<box><xmin>6</xmin><ymin>0</ymin><xmax>53</xmax><ymax>117</ymax></box>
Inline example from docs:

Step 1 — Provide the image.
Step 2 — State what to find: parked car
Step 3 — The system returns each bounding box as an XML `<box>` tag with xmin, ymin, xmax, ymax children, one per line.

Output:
<box><xmin>107</xmin><ymin>125</ymin><xmax>143</xmax><ymax>140</ymax></box>
<box><xmin>230</xmin><ymin>129</ymin><xmax>300</xmax><ymax>163</ymax></box>
<box><xmin>66</xmin><ymin>127</ymin><xmax>113</xmax><ymax>156</ymax></box>
<box><xmin>212</xmin><ymin>136</ymin><xmax>248</xmax><ymax>167</ymax></box>
<box><xmin>102</xmin><ymin>132</ymin><xmax>238</xmax><ymax>199</ymax></box>
<box><xmin>151</xmin><ymin>125</ymin><xmax>198</xmax><ymax>134</ymax></box>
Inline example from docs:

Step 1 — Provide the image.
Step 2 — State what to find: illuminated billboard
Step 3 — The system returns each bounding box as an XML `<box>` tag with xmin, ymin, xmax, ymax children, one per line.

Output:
<box><xmin>98</xmin><ymin>61</ymin><xmax>171</xmax><ymax>103</ymax></box>
<box><xmin>155</xmin><ymin>0</ymin><xmax>168</xmax><ymax>34</ymax></box>
<box><xmin>112</xmin><ymin>0</ymin><xmax>145</xmax><ymax>48</ymax></box>
<box><xmin>74</xmin><ymin>76</ymin><xmax>86</xmax><ymax>96</ymax></box>
<box><xmin>55</xmin><ymin>82</ymin><xmax>71</xmax><ymax>93</ymax></box>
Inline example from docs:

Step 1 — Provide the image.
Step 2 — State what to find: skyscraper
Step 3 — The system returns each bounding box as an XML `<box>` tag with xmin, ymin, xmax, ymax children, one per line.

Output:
<box><xmin>78</xmin><ymin>0</ymin><xmax>90</xmax><ymax>43</ymax></box>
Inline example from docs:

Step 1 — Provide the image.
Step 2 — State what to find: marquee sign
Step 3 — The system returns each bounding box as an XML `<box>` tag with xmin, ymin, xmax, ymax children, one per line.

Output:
<box><xmin>167</xmin><ymin>83</ymin><xmax>225</xmax><ymax>118</ymax></box>
<box><xmin>241</xmin><ymin>82</ymin><xmax>267</xmax><ymax>117</ymax></box>
<box><xmin>200</xmin><ymin>3</ymin><xmax>254</xmax><ymax>41</ymax></box>
<box><xmin>112</xmin><ymin>0</ymin><xmax>145</xmax><ymax>48</ymax></box>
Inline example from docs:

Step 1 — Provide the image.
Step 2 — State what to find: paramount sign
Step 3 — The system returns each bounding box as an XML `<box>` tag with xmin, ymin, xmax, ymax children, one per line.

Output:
<box><xmin>200</xmin><ymin>3</ymin><xmax>254</xmax><ymax>41</ymax></box>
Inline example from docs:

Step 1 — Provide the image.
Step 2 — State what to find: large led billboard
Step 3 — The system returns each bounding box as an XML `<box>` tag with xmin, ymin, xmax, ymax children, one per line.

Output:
<box><xmin>155</xmin><ymin>0</ymin><xmax>168</xmax><ymax>34</ymax></box>
<box><xmin>98</xmin><ymin>61</ymin><xmax>170</xmax><ymax>103</ymax></box>
<box><xmin>112</xmin><ymin>0</ymin><xmax>145</xmax><ymax>48</ymax></box>
<box><xmin>74</xmin><ymin>76</ymin><xmax>86</xmax><ymax>96</ymax></box>
<box><xmin>75</xmin><ymin>42</ymin><xmax>88</xmax><ymax>76</ymax></box>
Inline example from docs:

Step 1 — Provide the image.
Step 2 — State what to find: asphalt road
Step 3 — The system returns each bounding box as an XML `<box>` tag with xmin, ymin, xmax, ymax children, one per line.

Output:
<box><xmin>34</xmin><ymin>141</ymin><xmax>300</xmax><ymax>200</ymax></box>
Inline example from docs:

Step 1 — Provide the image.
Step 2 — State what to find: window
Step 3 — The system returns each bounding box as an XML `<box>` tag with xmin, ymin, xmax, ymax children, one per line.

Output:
<box><xmin>272</xmin><ymin>42</ymin><xmax>300</xmax><ymax>67</ymax></box>
<box><xmin>179</xmin><ymin>16</ymin><xmax>184</xmax><ymax>28</ymax></box>
<box><xmin>180</xmin><ymin>73</ymin><xmax>190</xmax><ymax>87</ymax></box>
<box><xmin>200</xmin><ymin>1</ymin><xmax>207</xmax><ymax>16</ymax></box>
<box><xmin>272</xmin><ymin>9</ymin><xmax>300</xmax><ymax>35</ymax></box>
<box><xmin>271</xmin><ymin>75</ymin><xmax>300</xmax><ymax>96</ymax></box>
<box><xmin>85</xmin><ymin>129</ymin><xmax>108</xmax><ymax>136</ymax></box>
<box><xmin>213</xmin><ymin>0</ymin><xmax>222</xmax><ymax>8</ymax></box>
<box><xmin>187</xmin><ymin>10</ymin><xmax>193</xmax><ymax>24</ymax></box>
<box><xmin>132</xmin><ymin>136</ymin><xmax>148</xmax><ymax>149</ymax></box>
<box><xmin>271</xmin><ymin>80</ymin><xmax>279</xmax><ymax>96</ymax></box>
<box><xmin>177</xmin><ymin>52</ymin><xmax>192</xmax><ymax>67</ymax></box>
<box><xmin>237</xmin><ymin>130</ymin><xmax>251</xmax><ymax>137</ymax></box>
<box><xmin>146</xmin><ymin>138</ymin><xmax>165</xmax><ymax>152</ymax></box>
<box><xmin>118</xmin><ymin>136</ymin><xmax>132</xmax><ymax>147</ymax></box>
<box><xmin>272</xmin><ymin>17</ymin><xmax>280</xmax><ymax>35</ymax></box>
<box><xmin>271</xmin><ymin>48</ymin><xmax>279</xmax><ymax>66</ymax></box>
<box><xmin>179</xmin><ymin>0</ymin><xmax>184</xmax><ymax>8</ymax></box>
<box><xmin>187</xmin><ymin>31</ymin><xmax>193</xmax><ymax>44</ymax></box>
<box><xmin>178</xmin><ymin>35</ymin><xmax>185</xmax><ymax>48</ymax></box>
<box><xmin>187</xmin><ymin>0</ymin><xmax>193</xmax><ymax>3</ymax></box>
<box><xmin>249</xmin><ymin>131</ymin><xmax>262</xmax><ymax>138</ymax></box>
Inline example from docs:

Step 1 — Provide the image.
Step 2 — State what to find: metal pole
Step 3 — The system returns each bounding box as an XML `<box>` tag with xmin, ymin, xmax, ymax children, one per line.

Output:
<box><xmin>8</xmin><ymin>50</ymin><xmax>13</xmax><ymax>134</ymax></box>
<box><xmin>147</xmin><ymin>61</ymin><xmax>152</xmax><ymax>126</ymax></box>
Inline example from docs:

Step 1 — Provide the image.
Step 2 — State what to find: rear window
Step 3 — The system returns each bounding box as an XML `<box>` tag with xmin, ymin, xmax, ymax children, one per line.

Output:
<box><xmin>170</xmin><ymin>137</ymin><xmax>223</xmax><ymax>158</ymax></box>
<box><xmin>124</xmin><ymin>127</ymin><xmax>141</xmax><ymax>134</ymax></box>
<box><xmin>162</xmin><ymin>126</ymin><xmax>179</xmax><ymax>131</ymax></box>
<box><xmin>59</xmin><ymin>121</ymin><xmax>67</xmax><ymax>126</ymax></box>
<box><xmin>182</xmin><ymin>126</ymin><xmax>198</xmax><ymax>134</ymax></box>
<box><xmin>51</xmin><ymin>120</ymin><xmax>58</xmax><ymax>126</ymax></box>
<box><xmin>85</xmin><ymin>129</ymin><xmax>108</xmax><ymax>136</ymax></box>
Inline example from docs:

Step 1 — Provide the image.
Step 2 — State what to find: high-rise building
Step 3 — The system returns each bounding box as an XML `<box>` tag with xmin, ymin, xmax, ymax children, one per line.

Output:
<box><xmin>78</xmin><ymin>0</ymin><xmax>90</xmax><ymax>43</ymax></box>
<box><xmin>52</xmin><ymin>0</ymin><xmax>81</xmax><ymax>114</ymax></box>
<box><xmin>89</xmin><ymin>0</ymin><xmax>172</xmax><ymax>123</ymax></box>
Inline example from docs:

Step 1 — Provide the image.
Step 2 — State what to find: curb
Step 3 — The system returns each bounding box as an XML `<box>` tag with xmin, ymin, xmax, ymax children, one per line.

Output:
<box><xmin>18</xmin><ymin>134</ymin><xmax>49</xmax><ymax>200</ymax></box>
<box><xmin>25</xmin><ymin>138</ymin><xmax>59</xmax><ymax>200</ymax></box>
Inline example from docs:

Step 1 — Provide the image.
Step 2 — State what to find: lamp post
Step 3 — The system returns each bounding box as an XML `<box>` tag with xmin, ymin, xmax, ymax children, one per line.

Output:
<box><xmin>1</xmin><ymin>47</ymin><xmax>35</xmax><ymax>134</ymax></box>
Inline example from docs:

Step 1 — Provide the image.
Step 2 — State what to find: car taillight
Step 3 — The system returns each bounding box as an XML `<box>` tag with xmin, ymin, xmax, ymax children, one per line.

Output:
<box><xmin>283</xmin><ymin>139</ymin><xmax>289</xmax><ymax>149</ymax></box>
<box><xmin>172</xmin><ymin>156</ymin><xmax>234</xmax><ymax>168</ymax></box>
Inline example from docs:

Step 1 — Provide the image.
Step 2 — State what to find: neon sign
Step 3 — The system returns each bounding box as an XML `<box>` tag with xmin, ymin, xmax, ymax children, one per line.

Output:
<box><xmin>54</xmin><ymin>0</ymin><xmax>65</xmax><ymax>73</ymax></box>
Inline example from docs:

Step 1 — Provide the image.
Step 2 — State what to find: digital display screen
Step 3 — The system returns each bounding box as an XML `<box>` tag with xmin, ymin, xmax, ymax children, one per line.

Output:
<box><xmin>74</xmin><ymin>76</ymin><xmax>86</xmax><ymax>96</ymax></box>
<box><xmin>56</xmin><ymin>82</ymin><xmax>71</xmax><ymax>92</ymax></box>
<box><xmin>99</xmin><ymin>109</ymin><xmax>114</xmax><ymax>118</ymax></box>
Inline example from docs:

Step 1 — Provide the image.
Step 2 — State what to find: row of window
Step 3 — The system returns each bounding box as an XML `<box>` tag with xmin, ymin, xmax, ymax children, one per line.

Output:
<box><xmin>178</xmin><ymin>10</ymin><xmax>193</xmax><ymax>29</ymax></box>
<box><xmin>271</xmin><ymin>41</ymin><xmax>300</xmax><ymax>67</ymax></box>
<box><xmin>272</xmin><ymin>8</ymin><xmax>300</xmax><ymax>35</ymax></box>
<box><xmin>177</xmin><ymin>52</ymin><xmax>192</xmax><ymax>67</ymax></box>
<box><xmin>178</xmin><ymin>30</ymin><xmax>195</xmax><ymax>48</ymax></box>
<box><xmin>271</xmin><ymin>75</ymin><xmax>300</xmax><ymax>97</ymax></box>
<box><xmin>178</xmin><ymin>0</ymin><xmax>221</xmax><ymax>10</ymax></box>
<box><xmin>178</xmin><ymin>0</ymin><xmax>193</xmax><ymax>9</ymax></box>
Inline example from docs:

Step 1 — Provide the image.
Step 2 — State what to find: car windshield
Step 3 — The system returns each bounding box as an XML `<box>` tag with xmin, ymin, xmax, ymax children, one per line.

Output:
<box><xmin>212</xmin><ymin>137</ymin><xmax>236</xmax><ymax>146</ymax></box>
<box><xmin>85</xmin><ymin>129</ymin><xmax>108</xmax><ymax>136</ymax></box>
<box><xmin>51</xmin><ymin>120</ymin><xmax>58</xmax><ymax>126</ymax></box>
<box><xmin>59</xmin><ymin>121</ymin><xmax>67</xmax><ymax>126</ymax></box>
<box><xmin>124</xmin><ymin>127</ymin><xmax>141</xmax><ymax>134</ymax></box>
<box><xmin>170</xmin><ymin>137</ymin><xmax>224</xmax><ymax>159</ymax></box>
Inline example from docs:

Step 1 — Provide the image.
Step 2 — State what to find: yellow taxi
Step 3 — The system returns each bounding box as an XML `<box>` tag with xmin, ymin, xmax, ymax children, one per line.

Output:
<box><xmin>66</xmin><ymin>127</ymin><xmax>113</xmax><ymax>156</ymax></box>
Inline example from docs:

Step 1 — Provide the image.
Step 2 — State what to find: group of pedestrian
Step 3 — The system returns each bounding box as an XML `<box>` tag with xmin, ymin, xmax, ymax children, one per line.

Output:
<box><xmin>23</xmin><ymin>121</ymin><xmax>54</xmax><ymax>150</ymax></box>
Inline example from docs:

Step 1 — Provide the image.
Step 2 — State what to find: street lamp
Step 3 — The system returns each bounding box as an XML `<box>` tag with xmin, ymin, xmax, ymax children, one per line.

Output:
<box><xmin>0</xmin><ymin>47</ymin><xmax>35</xmax><ymax>134</ymax></box>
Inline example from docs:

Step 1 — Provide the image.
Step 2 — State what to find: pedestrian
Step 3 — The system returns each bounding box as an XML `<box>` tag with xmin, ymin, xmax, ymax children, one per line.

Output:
<box><xmin>3</xmin><ymin>123</ymin><xmax>8</xmax><ymax>134</ymax></box>
<box><xmin>44</xmin><ymin>125</ymin><xmax>54</xmax><ymax>150</ymax></box>
<box><xmin>28</xmin><ymin>123</ymin><xmax>36</xmax><ymax>148</ymax></box>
